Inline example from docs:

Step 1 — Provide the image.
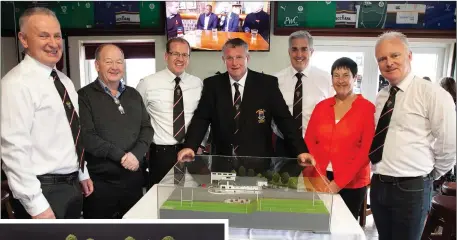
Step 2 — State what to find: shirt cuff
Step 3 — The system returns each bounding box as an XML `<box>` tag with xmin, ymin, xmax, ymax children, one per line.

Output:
<box><xmin>78</xmin><ymin>163</ymin><xmax>90</xmax><ymax>181</ymax></box>
<box><xmin>20</xmin><ymin>193</ymin><xmax>50</xmax><ymax>217</ymax></box>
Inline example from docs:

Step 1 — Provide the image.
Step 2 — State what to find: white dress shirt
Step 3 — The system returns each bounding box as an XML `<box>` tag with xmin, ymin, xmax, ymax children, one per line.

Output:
<box><xmin>372</xmin><ymin>72</ymin><xmax>456</xmax><ymax>178</ymax></box>
<box><xmin>225</xmin><ymin>13</ymin><xmax>231</xmax><ymax>32</ymax></box>
<box><xmin>272</xmin><ymin>65</ymin><xmax>334</xmax><ymax>138</ymax></box>
<box><xmin>204</xmin><ymin>14</ymin><xmax>210</xmax><ymax>30</ymax></box>
<box><xmin>136</xmin><ymin>68</ymin><xmax>203</xmax><ymax>145</ymax></box>
<box><xmin>230</xmin><ymin>71</ymin><xmax>248</xmax><ymax>103</ymax></box>
<box><xmin>1</xmin><ymin>54</ymin><xmax>90</xmax><ymax>216</ymax></box>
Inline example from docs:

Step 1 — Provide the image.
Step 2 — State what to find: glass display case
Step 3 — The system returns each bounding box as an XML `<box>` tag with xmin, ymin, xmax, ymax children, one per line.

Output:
<box><xmin>157</xmin><ymin>155</ymin><xmax>335</xmax><ymax>233</ymax></box>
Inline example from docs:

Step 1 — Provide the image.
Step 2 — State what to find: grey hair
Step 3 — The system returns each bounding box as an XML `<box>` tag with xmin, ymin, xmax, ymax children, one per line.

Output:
<box><xmin>375</xmin><ymin>31</ymin><xmax>411</xmax><ymax>53</ymax></box>
<box><xmin>19</xmin><ymin>7</ymin><xmax>58</xmax><ymax>32</ymax></box>
<box><xmin>94</xmin><ymin>44</ymin><xmax>125</xmax><ymax>61</ymax></box>
<box><xmin>288</xmin><ymin>30</ymin><xmax>314</xmax><ymax>49</ymax></box>
<box><xmin>222</xmin><ymin>38</ymin><xmax>249</xmax><ymax>55</ymax></box>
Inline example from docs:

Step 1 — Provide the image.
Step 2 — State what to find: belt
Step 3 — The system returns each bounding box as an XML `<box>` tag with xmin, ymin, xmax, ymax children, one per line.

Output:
<box><xmin>37</xmin><ymin>172</ymin><xmax>78</xmax><ymax>185</ymax></box>
<box><xmin>373</xmin><ymin>173</ymin><xmax>431</xmax><ymax>183</ymax></box>
<box><xmin>153</xmin><ymin>144</ymin><xmax>184</xmax><ymax>151</ymax></box>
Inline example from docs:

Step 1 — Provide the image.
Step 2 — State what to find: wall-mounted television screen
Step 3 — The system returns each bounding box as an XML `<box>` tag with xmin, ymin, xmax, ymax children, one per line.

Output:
<box><xmin>165</xmin><ymin>1</ymin><xmax>271</xmax><ymax>51</ymax></box>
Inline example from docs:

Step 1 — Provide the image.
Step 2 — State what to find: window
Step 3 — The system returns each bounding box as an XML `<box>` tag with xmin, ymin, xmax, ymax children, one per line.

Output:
<box><xmin>82</xmin><ymin>41</ymin><xmax>156</xmax><ymax>88</ymax></box>
<box><xmin>411</xmin><ymin>53</ymin><xmax>438</xmax><ymax>82</ymax></box>
<box><xmin>312</xmin><ymin>39</ymin><xmax>453</xmax><ymax>103</ymax></box>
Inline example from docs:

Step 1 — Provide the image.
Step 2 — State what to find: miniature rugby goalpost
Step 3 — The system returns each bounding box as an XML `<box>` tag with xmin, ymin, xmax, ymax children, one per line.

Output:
<box><xmin>180</xmin><ymin>188</ymin><xmax>194</xmax><ymax>207</ymax></box>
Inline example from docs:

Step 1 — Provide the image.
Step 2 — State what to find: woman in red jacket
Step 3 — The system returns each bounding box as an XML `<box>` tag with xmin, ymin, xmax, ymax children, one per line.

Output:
<box><xmin>305</xmin><ymin>57</ymin><xmax>375</xmax><ymax>218</ymax></box>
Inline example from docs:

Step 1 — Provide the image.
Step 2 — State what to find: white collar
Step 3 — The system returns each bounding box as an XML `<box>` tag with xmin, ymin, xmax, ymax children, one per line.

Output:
<box><xmin>290</xmin><ymin>64</ymin><xmax>311</xmax><ymax>78</ymax></box>
<box><xmin>23</xmin><ymin>54</ymin><xmax>57</xmax><ymax>79</ymax></box>
<box><xmin>165</xmin><ymin>67</ymin><xmax>186</xmax><ymax>84</ymax></box>
<box><xmin>393</xmin><ymin>71</ymin><xmax>415</xmax><ymax>92</ymax></box>
<box><xmin>229</xmin><ymin>70</ymin><xmax>248</xmax><ymax>87</ymax></box>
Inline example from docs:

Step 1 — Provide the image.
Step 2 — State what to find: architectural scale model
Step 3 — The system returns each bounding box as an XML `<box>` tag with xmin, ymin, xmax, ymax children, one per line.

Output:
<box><xmin>159</xmin><ymin>166</ymin><xmax>333</xmax><ymax>232</ymax></box>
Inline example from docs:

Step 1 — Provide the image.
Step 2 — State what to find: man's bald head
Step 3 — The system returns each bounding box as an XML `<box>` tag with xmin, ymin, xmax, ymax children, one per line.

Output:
<box><xmin>95</xmin><ymin>44</ymin><xmax>125</xmax><ymax>61</ymax></box>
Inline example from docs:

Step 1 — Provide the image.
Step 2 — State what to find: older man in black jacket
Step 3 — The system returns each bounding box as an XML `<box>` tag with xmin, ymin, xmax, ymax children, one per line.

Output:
<box><xmin>78</xmin><ymin>44</ymin><xmax>153</xmax><ymax>219</ymax></box>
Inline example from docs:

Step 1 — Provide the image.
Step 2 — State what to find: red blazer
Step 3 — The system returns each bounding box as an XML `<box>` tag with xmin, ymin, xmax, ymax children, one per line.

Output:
<box><xmin>304</xmin><ymin>95</ymin><xmax>375</xmax><ymax>189</ymax></box>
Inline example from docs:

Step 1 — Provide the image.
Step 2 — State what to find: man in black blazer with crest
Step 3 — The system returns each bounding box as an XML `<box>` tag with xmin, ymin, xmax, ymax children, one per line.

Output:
<box><xmin>177</xmin><ymin>38</ymin><xmax>314</xmax><ymax>173</ymax></box>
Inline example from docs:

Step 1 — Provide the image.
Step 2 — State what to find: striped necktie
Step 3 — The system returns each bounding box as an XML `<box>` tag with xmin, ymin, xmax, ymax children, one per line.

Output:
<box><xmin>51</xmin><ymin>70</ymin><xmax>85</xmax><ymax>172</ymax></box>
<box><xmin>293</xmin><ymin>72</ymin><xmax>304</xmax><ymax>131</ymax></box>
<box><xmin>369</xmin><ymin>86</ymin><xmax>400</xmax><ymax>164</ymax></box>
<box><xmin>173</xmin><ymin>77</ymin><xmax>185</xmax><ymax>143</ymax></box>
<box><xmin>233</xmin><ymin>82</ymin><xmax>241</xmax><ymax>155</ymax></box>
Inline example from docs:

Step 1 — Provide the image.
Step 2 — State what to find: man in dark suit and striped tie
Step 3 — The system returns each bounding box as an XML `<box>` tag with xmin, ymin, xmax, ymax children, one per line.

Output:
<box><xmin>177</xmin><ymin>38</ymin><xmax>315</xmax><ymax>173</ymax></box>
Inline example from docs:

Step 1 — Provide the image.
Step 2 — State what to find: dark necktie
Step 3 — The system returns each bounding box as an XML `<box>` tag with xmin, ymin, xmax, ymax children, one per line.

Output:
<box><xmin>369</xmin><ymin>86</ymin><xmax>400</xmax><ymax>164</ymax></box>
<box><xmin>173</xmin><ymin>77</ymin><xmax>185</xmax><ymax>143</ymax></box>
<box><xmin>233</xmin><ymin>82</ymin><xmax>241</xmax><ymax>155</ymax></box>
<box><xmin>51</xmin><ymin>70</ymin><xmax>85</xmax><ymax>172</ymax></box>
<box><xmin>293</xmin><ymin>72</ymin><xmax>304</xmax><ymax>131</ymax></box>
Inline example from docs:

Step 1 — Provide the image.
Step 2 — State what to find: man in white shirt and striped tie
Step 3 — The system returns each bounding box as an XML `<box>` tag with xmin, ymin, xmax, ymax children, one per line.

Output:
<box><xmin>136</xmin><ymin>38</ymin><xmax>207</xmax><ymax>188</ymax></box>
<box><xmin>1</xmin><ymin>7</ymin><xmax>93</xmax><ymax>219</ymax></box>
<box><xmin>272</xmin><ymin>30</ymin><xmax>333</xmax><ymax>173</ymax></box>
<box><xmin>370</xmin><ymin>31</ymin><xmax>456</xmax><ymax>240</ymax></box>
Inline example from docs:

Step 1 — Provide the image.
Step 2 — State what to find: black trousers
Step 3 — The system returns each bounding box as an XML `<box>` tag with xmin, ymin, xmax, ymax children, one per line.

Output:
<box><xmin>83</xmin><ymin>173</ymin><xmax>143</xmax><ymax>219</ymax></box>
<box><xmin>148</xmin><ymin>143</ymin><xmax>183</xmax><ymax>188</ymax></box>
<box><xmin>327</xmin><ymin>171</ymin><xmax>367</xmax><ymax>219</ymax></box>
<box><xmin>11</xmin><ymin>172</ymin><xmax>83</xmax><ymax>219</ymax></box>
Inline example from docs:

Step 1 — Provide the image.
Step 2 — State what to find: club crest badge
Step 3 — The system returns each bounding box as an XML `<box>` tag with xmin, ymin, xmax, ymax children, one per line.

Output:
<box><xmin>296</xmin><ymin>91</ymin><xmax>301</xmax><ymax>97</ymax></box>
<box><xmin>177</xmin><ymin>89</ymin><xmax>181</xmax><ymax>96</ymax></box>
<box><xmin>65</xmin><ymin>101</ymin><xmax>72</xmax><ymax>110</ymax></box>
<box><xmin>386</xmin><ymin>100</ymin><xmax>393</xmax><ymax>108</ymax></box>
<box><xmin>256</xmin><ymin>109</ymin><xmax>266</xmax><ymax>123</ymax></box>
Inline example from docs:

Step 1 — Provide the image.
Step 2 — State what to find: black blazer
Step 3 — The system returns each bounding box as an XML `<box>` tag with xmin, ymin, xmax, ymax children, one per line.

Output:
<box><xmin>184</xmin><ymin>69</ymin><xmax>307</xmax><ymax>159</ymax></box>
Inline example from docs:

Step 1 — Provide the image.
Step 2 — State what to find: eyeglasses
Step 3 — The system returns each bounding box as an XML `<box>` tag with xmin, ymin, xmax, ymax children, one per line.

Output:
<box><xmin>168</xmin><ymin>52</ymin><xmax>190</xmax><ymax>59</ymax></box>
<box><xmin>114</xmin><ymin>98</ymin><xmax>125</xmax><ymax>115</ymax></box>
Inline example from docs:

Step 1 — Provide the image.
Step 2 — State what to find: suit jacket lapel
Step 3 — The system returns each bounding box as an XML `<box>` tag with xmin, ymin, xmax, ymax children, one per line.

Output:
<box><xmin>239</xmin><ymin>69</ymin><xmax>255</xmax><ymax>129</ymax></box>
<box><xmin>220</xmin><ymin>72</ymin><xmax>235</xmax><ymax>138</ymax></box>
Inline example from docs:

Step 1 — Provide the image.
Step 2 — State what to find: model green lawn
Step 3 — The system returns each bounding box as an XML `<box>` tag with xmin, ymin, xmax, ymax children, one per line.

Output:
<box><xmin>161</xmin><ymin>198</ymin><xmax>329</xmax><ymax>214</ymax></box>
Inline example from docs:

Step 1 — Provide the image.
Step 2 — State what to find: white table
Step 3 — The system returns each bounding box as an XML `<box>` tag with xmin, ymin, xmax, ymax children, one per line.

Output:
<box><xmin>124</xmin><ymin>185</ymin><xmax>366</xmax><ymax>240</ymax></box>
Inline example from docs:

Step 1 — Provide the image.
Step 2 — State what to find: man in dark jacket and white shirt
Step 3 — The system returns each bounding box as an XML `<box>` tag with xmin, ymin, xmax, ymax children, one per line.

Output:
<box><xmin>78</xmin><ymin>44</ymin><xmax>153</xmax><ymax>218</ymax></box>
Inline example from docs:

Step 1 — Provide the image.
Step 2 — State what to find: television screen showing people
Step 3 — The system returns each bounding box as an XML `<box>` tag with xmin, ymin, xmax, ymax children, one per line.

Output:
<box><xmin>165</xmin><ymin>1</ymin><xmax>271</xmax><ymax>51</ymax></box>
